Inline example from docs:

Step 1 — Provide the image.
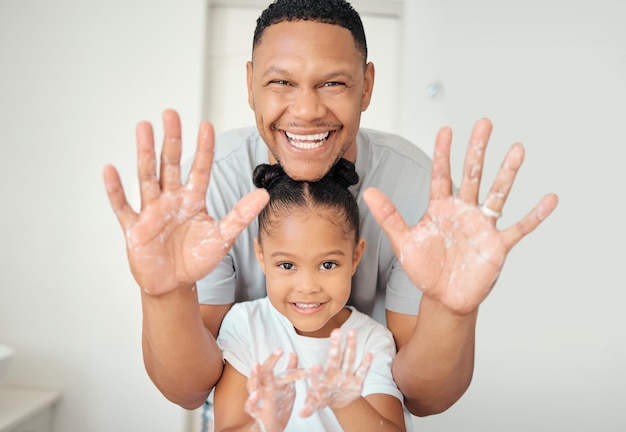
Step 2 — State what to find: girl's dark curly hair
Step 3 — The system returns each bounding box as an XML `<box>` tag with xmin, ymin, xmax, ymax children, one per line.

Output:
<box><xmin>253</xmin><ymin>158</ymin><xmax>360</xmax><ymax>244</ymax></box>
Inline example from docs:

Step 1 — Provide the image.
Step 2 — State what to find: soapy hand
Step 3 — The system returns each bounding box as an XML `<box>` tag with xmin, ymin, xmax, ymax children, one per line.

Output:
<box><xmin>245</xmin><ymin>349</ymin><xmax>309</xmax><ymax>432</ymax></box>
<box><xmin>363</xmin><ymin>118</ymin><xmax>559</xmax><ymax>315</ymax></box>
<box><xmin>300</xmin><ymin>328</ymin><xmax>372</xmax><ymax>417</ymax></box>
<box><xmin>103</xmin><ymin>109</ymin><xmax>269</xmax><ymax>296</ymax></box>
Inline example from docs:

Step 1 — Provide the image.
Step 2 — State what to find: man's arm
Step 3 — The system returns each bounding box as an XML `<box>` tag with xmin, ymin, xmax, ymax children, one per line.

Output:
<box><xmin>141</xmin><ymin>289</ymin><xmax>229</xmax><ymax>409</ymax></box>
<box><xmin>103</xmin><ymin>109</ymin><xmax>268</xmax><ymax>408</ymax></box>
<box><xmin>387</xmin><ymin>302</ymin><xmax>476</xmax><ymax>416</ymax></box>
<box><xmin>366</xmin><ymin>118</ymin><xmax>558</xmax><ymax>416</ymax></box>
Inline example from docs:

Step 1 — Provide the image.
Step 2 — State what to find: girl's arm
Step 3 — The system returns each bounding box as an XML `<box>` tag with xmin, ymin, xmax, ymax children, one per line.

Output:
<box><xmin>213</xmin><ymin>362</ymin><xmax>255</xmax><ymax>432</ymax></box>
<box><xmin>333</xmin><ymin>393</ymin><xmax>406</xmax><ymax>432</ymax></box>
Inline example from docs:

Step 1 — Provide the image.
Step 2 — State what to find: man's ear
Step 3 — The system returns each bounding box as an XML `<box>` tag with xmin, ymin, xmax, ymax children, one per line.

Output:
<box><xmin>352</xmin><ymin>238</ymin><xmax>366</xmax><ymax>275</ymax></box>
<box><xmin>246</xmin><ymin>61</ymin><xmax>255</xmax><ymax>110</ymax></box>
<box><xmin>360</xmin><ymin>62</ymin><xmax>375</xmax><ymax>112</ymax></box>
<box><xmin>253</xmin><ymin>237</ymin><xmax>266</xmax><ymax>273</ymax></box>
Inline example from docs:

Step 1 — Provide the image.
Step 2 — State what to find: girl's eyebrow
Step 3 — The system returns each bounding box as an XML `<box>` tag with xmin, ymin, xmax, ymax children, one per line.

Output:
<box><xmin>269</xmin><ymin>250</ymin><xmax>347</xmax><ymax>259</ymax></box>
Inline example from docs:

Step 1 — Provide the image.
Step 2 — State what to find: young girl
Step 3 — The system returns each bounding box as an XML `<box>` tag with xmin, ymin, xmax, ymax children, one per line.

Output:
<box><xmin>213</xmin><ymin>159</ymin><xmax>406</xmax><ymax>432</ymax></box>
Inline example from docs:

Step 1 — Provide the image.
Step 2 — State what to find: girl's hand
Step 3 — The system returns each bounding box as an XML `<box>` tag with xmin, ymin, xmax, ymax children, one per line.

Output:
<box><xmin>300</xmin><ymin>328</ymin><xmax>372</xmax><ymax>417</ymax></box>
<box><xmin>246</xmin><ymin>349</ymin><xmax>308</xmax><ymax>432</ymax></box>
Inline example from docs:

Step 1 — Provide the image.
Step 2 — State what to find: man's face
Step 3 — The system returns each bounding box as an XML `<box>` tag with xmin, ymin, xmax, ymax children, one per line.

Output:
<box><xmin>247</xmin><ymin>20</ymin><xmax>374</xmax><ymax>181</ymax></box>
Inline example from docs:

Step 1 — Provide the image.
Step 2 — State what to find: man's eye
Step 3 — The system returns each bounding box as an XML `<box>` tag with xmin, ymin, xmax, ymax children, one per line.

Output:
<box><xmin>320</xmin><ymin>261</ymin><xmax>337</xmax><ymax>270</ymax></box>
<box><xmin>323</xmin><ymin>81</ymin><xmax>345</xmax><ymax>87</ymax></box>
<box><xmin>270</xmin><ymin>80</ymin><xmax>290</xmax><ymax>86</ymax></box>
<box><xmin>279</xmin><ymin>262</ymin><xmax>294</xmax><ymax>270</ymax></box>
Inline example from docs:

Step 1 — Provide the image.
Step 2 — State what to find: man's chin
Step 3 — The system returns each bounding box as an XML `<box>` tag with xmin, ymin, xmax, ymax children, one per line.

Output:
<box><xmin>281</xmin><ymin>163</ymin><xmax>329</xmax><ymax>182</ymax></box>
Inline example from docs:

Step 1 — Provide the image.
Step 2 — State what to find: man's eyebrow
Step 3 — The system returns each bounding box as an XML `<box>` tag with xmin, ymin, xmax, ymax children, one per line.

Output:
<box><xmin>261</xmin><ymin>66</ymin><xmax>293</xmax><ymax>79</ymax></box>
<box><xmin>261</xmin><ymin>67</ymin><xmax>356</xmax><ymax>82</ymax></box>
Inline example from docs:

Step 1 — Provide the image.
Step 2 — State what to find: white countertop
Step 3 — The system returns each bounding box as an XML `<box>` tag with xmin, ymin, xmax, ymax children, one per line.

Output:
<box><xmin>0</xmin><ymin>386</ymin><xmax>61</xmax><ymax>432</ymax></box>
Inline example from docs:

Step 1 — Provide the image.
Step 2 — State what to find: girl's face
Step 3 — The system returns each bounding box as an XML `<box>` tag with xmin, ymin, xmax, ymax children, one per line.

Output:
<box><xmin>254</xmin><ymin>210</ymin><xmax>365</xmax><ymax>338</ymax></box>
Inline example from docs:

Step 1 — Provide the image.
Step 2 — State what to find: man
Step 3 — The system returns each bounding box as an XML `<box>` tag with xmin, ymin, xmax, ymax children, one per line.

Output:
<box><xmin>102</xmin><ymin>0</ymin><xmax>558</xmax><ymax>417</ymax></box>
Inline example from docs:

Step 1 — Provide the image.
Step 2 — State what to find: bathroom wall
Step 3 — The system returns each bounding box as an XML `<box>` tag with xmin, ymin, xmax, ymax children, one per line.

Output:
<box><xmin>0</xmin><ymin>1</ymin><xmax>206</xmax><ymax>430</ymax></box>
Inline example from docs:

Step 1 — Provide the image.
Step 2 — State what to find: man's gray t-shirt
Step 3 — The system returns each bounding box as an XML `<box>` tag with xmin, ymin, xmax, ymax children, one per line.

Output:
<box><xmin>192</xmin><ymin>127</ymin><xmax>432</xmax><ymax>324</ymax></box>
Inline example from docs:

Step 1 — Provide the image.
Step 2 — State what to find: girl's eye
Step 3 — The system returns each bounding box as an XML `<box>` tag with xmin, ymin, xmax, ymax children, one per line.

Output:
<box><xmin>320</xmin><ymin>261</ymin><xmax>337</xmax><ymax>270</ymax></box>
<box><xmin>278</xmin><ymin>262</ymin><xmax>294</xmax><ymax>270</ymax></box>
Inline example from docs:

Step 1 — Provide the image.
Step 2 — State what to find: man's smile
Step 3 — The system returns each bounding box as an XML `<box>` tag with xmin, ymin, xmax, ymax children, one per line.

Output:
<box><xmin>285</xmin><ymin>131</ymin><xmax>330</xmax><ymax>149</ymax></box>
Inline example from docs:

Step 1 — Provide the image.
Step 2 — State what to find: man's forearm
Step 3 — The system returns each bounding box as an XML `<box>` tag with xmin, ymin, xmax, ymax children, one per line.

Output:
<box><xmin>393</xmin><ymin>296</ymin><xmax>478</xmax><ymax>417</ymax></box>
<box><xmin>141</xmin><ymin>285</ymin><xmax>223</xmax><ymax>409</ymax></box>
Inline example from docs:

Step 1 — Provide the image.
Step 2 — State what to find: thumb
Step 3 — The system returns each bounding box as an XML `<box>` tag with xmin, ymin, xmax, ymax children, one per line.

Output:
<box><xmin>219</xmin><ymin>188</ymin><xmax>269</xmax><ymax>244</ymax></box>
<box><xmin>363</xmin><ymin>187</ymin><xmax>409</xmax><ymax>246</ymax></box>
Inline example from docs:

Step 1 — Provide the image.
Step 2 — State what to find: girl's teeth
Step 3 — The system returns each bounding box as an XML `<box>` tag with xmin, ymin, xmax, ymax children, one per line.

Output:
<box><xmin>295</xmin><ymin>303</ymin><xmax>320</xmax><ymax>308</ymax></box>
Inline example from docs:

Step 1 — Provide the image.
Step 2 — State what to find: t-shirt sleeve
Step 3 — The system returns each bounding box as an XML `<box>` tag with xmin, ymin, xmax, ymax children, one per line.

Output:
<box><xmin>216</xmin><ymin>304</ymin><xmax>253</xmax><ymax>377</ymax></box>
<box><xmin>385</xmin><ymin>259</ymin><xmax>422</xmax><ymax>316</ymax></box>
<box><xmin>361</xmin><ymin>323</ymin><xmax>404</xmax><ymax>402</ymax></box>
<box><xmin>196</xmin><ymin>255</ymin><xmax>237</xmax><ymax>305</ymax></box>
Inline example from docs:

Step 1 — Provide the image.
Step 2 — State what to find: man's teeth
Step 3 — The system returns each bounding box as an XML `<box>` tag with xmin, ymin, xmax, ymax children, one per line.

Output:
<box><xmin>295</xmin><ymin>303</ymin><xmax>321</xmax><ymax>308</ymax></box>
<box><xmin>286</xmin><ymin>131</ymin><xmax>329</xmax><ymax>149</ymax></box>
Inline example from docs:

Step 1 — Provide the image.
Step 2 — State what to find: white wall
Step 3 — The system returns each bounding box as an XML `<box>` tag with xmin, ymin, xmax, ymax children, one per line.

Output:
<box><xmin>0</xmin><ymin>1</ymin><xmax>624</xmax><ymax>431</ymax></box>
<box><xmin>0</xmin><ymin>0</ymin><xmax>206</xmax><ymax>431</ymax></box>
<box><xmin>399</xmin><ymin>1</ymin><xmax>626</xmax><ymax>431</ymax></box>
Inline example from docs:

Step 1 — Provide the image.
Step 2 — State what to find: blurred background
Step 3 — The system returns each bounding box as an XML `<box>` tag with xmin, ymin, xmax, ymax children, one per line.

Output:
<box><xmin>0</xmin><ymin>0</ymin><xmax>624</xmax><ymax>431</ymax></box>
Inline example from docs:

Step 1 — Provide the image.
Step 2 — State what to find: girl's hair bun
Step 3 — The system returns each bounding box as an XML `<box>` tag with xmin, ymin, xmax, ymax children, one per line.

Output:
<box><xmin>327</xmin><ymin>158</ymin><xmax>358</xmax><ymax>190</ymax></box>
<box><xmin>252</xmin><ymin>163</ymin><xmax>286</xmax><ymax>190</ymax></box>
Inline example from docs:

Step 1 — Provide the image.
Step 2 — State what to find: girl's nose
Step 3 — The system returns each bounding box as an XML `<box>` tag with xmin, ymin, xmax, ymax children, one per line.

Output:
<box><xmin>295</xmin><ymin>270</ymin><xmax>322</xmax><ymax>294</ymax></box>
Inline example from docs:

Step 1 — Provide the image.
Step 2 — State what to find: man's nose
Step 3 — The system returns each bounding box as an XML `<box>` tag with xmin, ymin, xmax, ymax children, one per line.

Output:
<box><xmin>290</xmin><ymin>88</ymin><xmax>326</xmax><ymax>121</ymax></box>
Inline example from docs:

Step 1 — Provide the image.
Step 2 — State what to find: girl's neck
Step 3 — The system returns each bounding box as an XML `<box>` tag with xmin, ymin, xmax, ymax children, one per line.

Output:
<box><xmin>294</xmin><ymin>307</ymin><xmax>351</xmax><ymax>338</ymax></box>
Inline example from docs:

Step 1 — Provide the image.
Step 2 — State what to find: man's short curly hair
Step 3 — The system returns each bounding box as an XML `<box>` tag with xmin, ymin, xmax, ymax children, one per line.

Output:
<box><xmin>253</xmin><ymin>0</ymin><xmax>367</xmax><ymax>63</ymax></box>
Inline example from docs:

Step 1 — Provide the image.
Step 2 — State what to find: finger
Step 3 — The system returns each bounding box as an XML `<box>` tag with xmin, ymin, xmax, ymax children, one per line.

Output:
<box><xmin>300</xmin><ymin>389</ymin><xmax>322</xmax><ymax>418</ymax></box>
<box><xmin>247</xmin><ymin>363</ymin><xmax>261</xmax><ymax>393</ymax></box>
<box><xmin>326</xmin><ymin>328</ymin><xmax>342</xmax><ymax>371</ymax></box>
<box><xmin>362</xmin><ymin>187</ymin><xmax>409</xmax><ymax>254</ymax></box>
<box><xmin>136</xmin><ymin>121</ymin><xmax>160</xmax><ymax>208</ymax></box>
<box><xmin>102</xmin><ymin>165</ymin><xmax>137</xmax><ymax>231</ymax></box>
<box><xmin>286</xmin><ymin>352</ymin><xmax>298</xmax><ymax>369</ymax></box>
<box><xmin>186</xmin><ymin>121</ymin><xmax>215</xmax><ymax>194</ymax></box>
<box><xmin>501</xmin><ymin>193</ymin><xmax>559</xmax><ymax>250</ymax></box>
<box><xmin>354</xmin><ymin>352</ymin><xmax>373</xmax><ymax>382</ymax></box>
<box><xmin>276</xmin><ymin>368</ymin><xmax>310</xmax><ymax>384</ymax></box>
<box><xmin>260</xmin><ymin>347</ymin><xmax>283</xmax><ymax>377</ymax></box>
<box><xmin>341</xmin><ymin>329</ymin><xmax>357</xmax><ymax>374</ymax></box>
<box><xmin>160</xmin><ymin>109</ymin><xmax>183</xmax><ymax>191</ymax></box>
<box><xmin>218</xmin><ymin>188</ymin><xmax>270</xmax><ymax>245</ymax></box>
<box><xmin>299</xmin><ymin>404</ymin><xmax>315</xmax><ymax>418</ymax></box>
<box><xmin>244</xmin><ymin>384</ymin><xmax>260</xmax><ymax>416</ymax></box>
<box><xmin>275</xmin><ymin>353</ymin><xmax>308</xmax><ymax>384</ymax></box>
<box><xmin>481</xmin><ymin>143</ymin><xmax>525</xmax><ymax>217</ymax></box>
<box><xmin>456</xmin><ymin>118</ymin><xmax>493</xmax><ymax>204</ymax></box>
<box><xmin>306</xmin><ymin>364</ymin><xmax>324</xmax><ymax>390</ymax></box>
<box><xmin>430</xmin><ymin>126</ymin><xmax>454</xmax><ymax>200</ymax></box>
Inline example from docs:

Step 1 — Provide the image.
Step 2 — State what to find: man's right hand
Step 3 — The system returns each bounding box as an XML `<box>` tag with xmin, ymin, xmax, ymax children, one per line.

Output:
<box><xmin>102</xmin><ymin>109</ymin><xmax>269</xmax><ymax>296</ymax></box>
